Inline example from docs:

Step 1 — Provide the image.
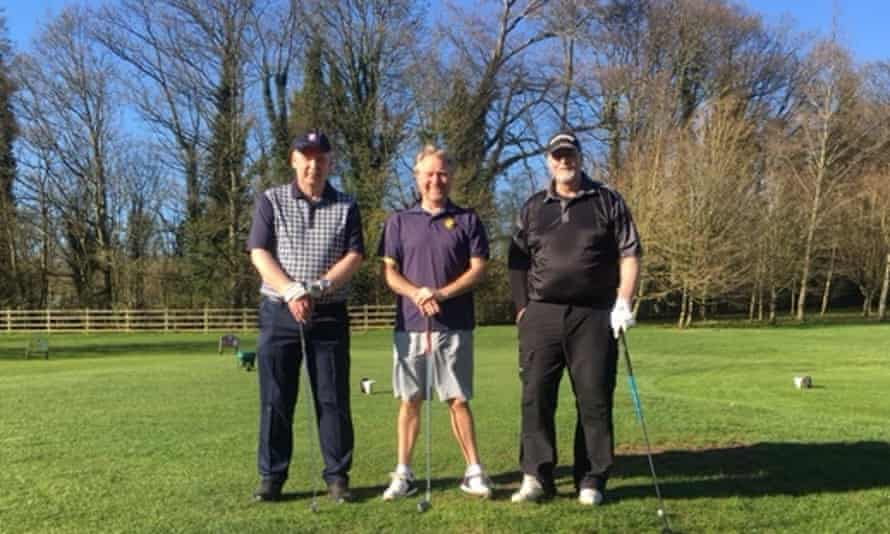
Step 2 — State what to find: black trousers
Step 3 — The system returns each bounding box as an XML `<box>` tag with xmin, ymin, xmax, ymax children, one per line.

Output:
<box><xmin>517</xmin><ymin>300</ymin><xmax>618</xmax><ymax>492</ymax></box>
<box><xmin>256</xmin><ymin>298</ymin><xmax>353</xmax><ymax>485</ymax></box>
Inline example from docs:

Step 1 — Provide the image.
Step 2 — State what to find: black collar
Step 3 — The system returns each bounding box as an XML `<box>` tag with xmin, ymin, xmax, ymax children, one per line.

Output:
<box><xmin>545</xmin><ymin>173</ymin><xmax>602</xmax><ymax>202</ymax></box>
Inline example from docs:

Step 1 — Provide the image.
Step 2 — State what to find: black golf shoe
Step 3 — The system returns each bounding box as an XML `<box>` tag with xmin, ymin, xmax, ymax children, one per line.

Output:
<box><xmin>253</xmin><ymin>479</ymin><xmax>283</xmax><ymax>502</ymax></box>
<box><xmin>327</xmin><ymin>480</ymin><xmax>354</xmax><ymax>503</ymax></box>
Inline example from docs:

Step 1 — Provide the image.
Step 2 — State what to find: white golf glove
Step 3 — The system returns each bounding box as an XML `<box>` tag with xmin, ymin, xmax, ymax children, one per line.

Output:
<box><xmin>282</xmin><ymin>281</ymin><xmax>308</xmax><ymax>302</ymax></box>
<box><xmin>283</xmin><ymin>280</ymin><xmax>331</xmax><ymax>302</ymax></box>
<box><xmin>610</xmin><ymin>298</ymin><xmax>635</xmax><ymax>339</ymax></box>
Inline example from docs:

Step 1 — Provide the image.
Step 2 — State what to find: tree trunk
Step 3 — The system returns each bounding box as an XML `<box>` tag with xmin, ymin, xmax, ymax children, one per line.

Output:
<box><xmin>684</xmin><ymin>299</ymin><xmax>694</xmax><ymax>328</ymax></box>
<box><xmin>748</xmin><ymin>286</ymin><xmax>756</xmax><ymax>320</ymax></box>
<box><xmin>678</xmin><ymin>284</ymin><xmax>688</xmax><ymax>328</ymax></box>
<box><xmin>879</xmin><ymin>253</ymin><xmax>889</xmax><ymax>321</ymax></box>
<box><xmin>789</xmin><ymin>279</ymin><xmax>797</xmax><ymax>317</ymax></box>
<box><xmin>820</xmin><ymin>243</ymin><xmax>837</xmax><ymax>316</ymax></box>
<box><xmin>768</xmin><ymin>284</ymin><xmax>777</xmax><ymax>325</ymax></box>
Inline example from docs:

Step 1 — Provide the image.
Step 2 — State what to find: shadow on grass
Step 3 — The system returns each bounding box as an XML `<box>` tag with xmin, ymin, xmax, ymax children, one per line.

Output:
<box><xmin>244</xmin><ymin>441</ymin><xmax>890</xmax><ymax>513</ymax></box>
<box><xmin>272</xmin><ymin>477</ymin><xmax>469</xmax><ymax>504</ymax></box>
<box><xmin>490</xmin><ymin>441</ymin><xmax>890</xmax><ymax>500</ymax></box>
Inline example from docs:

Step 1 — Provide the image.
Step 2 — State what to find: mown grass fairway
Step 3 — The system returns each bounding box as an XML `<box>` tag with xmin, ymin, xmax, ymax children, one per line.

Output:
<box><xmin>2</xmin><ymin>325</ymin><xmax>889</xmax><ymax>533</ymax></box>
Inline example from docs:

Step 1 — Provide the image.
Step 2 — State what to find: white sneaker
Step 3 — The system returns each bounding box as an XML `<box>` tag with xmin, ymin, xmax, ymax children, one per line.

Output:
<box><xmin>578</xmin><ymin>488</ymin><xmax>604</xmax><ymax>506</ymax></box>
<box><xmin>510</xmin><ymin>474</ymin><xmax>545</xmax><ymax>503</ymax></box>
<box><xmin>460</xmin><ymin>472</ymin><xmax>493</xmax><ymax>498</ymax></box>
<box><xmin>382</xmin><ymin>471</ymin><xmax>418</xmax><ymax>501</ymax></box>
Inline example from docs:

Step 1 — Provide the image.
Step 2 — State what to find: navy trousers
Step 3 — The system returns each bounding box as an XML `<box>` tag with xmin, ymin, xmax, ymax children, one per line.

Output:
<box><xmin>256</xmin><ymin>298</ymin><xmax>353</xmax><ymax>485</ymax></box>
<box><xmin>517</xmin><ymin>300</ymin><xmax>618</xmax><ymax>493</ymax></box>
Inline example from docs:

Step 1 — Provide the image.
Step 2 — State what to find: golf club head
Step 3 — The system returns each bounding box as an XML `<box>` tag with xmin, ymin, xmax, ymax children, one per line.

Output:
<box><xmin>416</xmin><ymin>499</ymin><xmax>430</xmax><ymax>513</ymax></box>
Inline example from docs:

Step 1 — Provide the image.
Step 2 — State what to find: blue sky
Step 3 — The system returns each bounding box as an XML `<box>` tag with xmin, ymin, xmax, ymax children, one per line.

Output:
<box><xmin>3</xmin><ymin>0</ymin><xmax>889</xmax><ymax>63</ymax></box>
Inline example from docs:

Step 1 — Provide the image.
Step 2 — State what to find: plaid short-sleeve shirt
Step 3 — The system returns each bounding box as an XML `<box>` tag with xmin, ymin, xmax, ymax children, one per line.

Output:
<box><xmin>247</xmin><ymin>181</ymin><xmax>364</xmax><ymax>304</ymax></box>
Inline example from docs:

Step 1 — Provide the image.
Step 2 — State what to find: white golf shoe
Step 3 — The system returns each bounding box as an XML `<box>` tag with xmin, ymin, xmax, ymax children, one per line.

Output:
<box><xmin>510</xmin><ymin>474</ymin><xmax>545</xmax><ymax>503</ymax></box>
<box><xmin>382</xmin><ymin>471</ymin><xmax>418</xmax><ymax>501</ymax></box>
<box><xmin>578</xmin><ymin>488</ymin><xmax>604</xmax><ymax>506</ymax></box>
<box><xmin>460</xmin><ymin>471</ymin><xmax>493</xmax><ymax>498</ymax></box>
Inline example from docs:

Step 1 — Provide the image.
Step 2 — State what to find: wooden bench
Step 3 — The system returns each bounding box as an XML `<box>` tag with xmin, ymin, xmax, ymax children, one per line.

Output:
<box><xmin>26</xmin><ymin>336</ymin><xmax>49</xmax><ymax>360</ymax></box>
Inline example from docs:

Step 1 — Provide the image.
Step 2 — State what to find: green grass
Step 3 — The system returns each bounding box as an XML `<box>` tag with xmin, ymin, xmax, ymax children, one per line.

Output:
<box><xmin>1</xmin><ymin>324</ymin><xmax>889</xmax><ymax>533</ymax></box>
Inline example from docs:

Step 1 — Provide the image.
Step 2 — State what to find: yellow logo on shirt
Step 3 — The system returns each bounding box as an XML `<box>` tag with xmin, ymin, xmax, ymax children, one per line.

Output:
<box><xmin>443</xmin><ymin>217</ymin><xmax>456</xmax><ymax>230</ymax></box>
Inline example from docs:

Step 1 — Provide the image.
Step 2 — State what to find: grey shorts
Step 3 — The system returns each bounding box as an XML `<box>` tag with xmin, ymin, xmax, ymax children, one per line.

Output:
<box><xmin>392</xmin><ymin>330</ymin><xmax>473</xmax><ymax>402</ymax></box>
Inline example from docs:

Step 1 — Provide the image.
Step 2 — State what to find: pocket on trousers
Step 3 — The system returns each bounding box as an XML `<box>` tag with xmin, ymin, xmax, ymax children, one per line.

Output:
<box><xmin>518</xmin><ymin>349</ymin><xmax>534</xmax><ymax>383</ymax></box>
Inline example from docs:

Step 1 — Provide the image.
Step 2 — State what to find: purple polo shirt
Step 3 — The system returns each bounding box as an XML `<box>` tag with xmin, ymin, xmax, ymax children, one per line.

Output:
<box><xmin>377</xmin><ymin>201</ymin><xmax>489</xmax><ymax>332</ymax></box>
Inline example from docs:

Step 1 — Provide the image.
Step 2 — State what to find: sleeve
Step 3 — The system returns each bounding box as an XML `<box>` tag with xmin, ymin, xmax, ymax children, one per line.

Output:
<box><xmin>246</xmin><ymin>193</ymin><xmax>275</xmax><ymax>252</ymax></box>
<box><xmin>345</xmin><ymin>201</ymin><xmax>365</xmax><ymax>256</ymax></box>
<box><xmin>468</xmin><ymin>212</ymin><xmax>490</xmax><ymax>260</ymax></box>
<box><xmin>612</xmin><ymin>193</ymin><xmax>642</xmax><ymax>258</ymax></box>
<box><xmin>376</xmin><ymin>213</ymin><xmax>401</xmax><ymax>268</ymax></box>
<box><xmin>508</xmin><ymin>202</ymin><xmax>532</xmax><ymax>312</ymax></box>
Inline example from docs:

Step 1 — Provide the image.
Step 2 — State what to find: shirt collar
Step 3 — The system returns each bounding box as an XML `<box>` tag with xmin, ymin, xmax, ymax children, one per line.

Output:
<box><xmin>291</xmin><ymin>181</ymin><xmax>336</xmax><ymax>203</ymax></box>
<box><xmin>408</xmin><ymin>199</ymin><xmax>462</xmax><ymax>217</ymax></box>
<box><xmin>545</xmin><ymin>173</ymin><xmax>602</xmax><ymax>202</ymax></box>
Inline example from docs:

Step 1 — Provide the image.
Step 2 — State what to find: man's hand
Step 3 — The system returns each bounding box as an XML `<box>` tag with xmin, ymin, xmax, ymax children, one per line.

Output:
<box><xmin>515</xmin><ymin>307</ymin><xmax>527</xmax><ymax>324</ymax></box>
<box><xmin>413</xmin><ymin>286</ymin><xmax>441</xmax><ymax>317</ymax></box>
<box><xmin>288</xmin><ymin>296</ymin><xmax>313</xmax><ymax>323</ymax></box>
<box><xmin>610</xmin><ymin>298</ymin><xmax>635</xmax><ymax>339</ymax></box>
<box><xmin>282</xmin><ymin>281</ymin><xmax>314</xmax><ymax>323</ymax></box>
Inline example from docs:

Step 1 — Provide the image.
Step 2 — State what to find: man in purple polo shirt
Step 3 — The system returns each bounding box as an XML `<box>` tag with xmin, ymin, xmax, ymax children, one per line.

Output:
<box><xmin>377</xmin><ymin>145</ymin><xmax>493</xmax><ymax>500</ymax></box>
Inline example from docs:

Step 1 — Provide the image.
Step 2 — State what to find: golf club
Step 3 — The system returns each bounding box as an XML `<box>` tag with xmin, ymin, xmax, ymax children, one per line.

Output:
<box><xmin>417</xmin><ymin>318</ymin><xmax>433</xmax><ymax>513</ymax></box>
<box><xmin>619</xmin><ymin>331</ymin><xmax>672</xmax><ymax>534</ymax></box>
<box><xmin>299</xmin><ymin>322</ymin><xmax>320</xmax><ymax>512</ymax></box>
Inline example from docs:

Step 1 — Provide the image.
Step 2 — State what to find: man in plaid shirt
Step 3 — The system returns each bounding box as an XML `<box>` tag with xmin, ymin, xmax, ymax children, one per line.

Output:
<box><xmin>246</xmin><ymin>129</ymin><xmax>364</xmax><ymax>503</ymax></box>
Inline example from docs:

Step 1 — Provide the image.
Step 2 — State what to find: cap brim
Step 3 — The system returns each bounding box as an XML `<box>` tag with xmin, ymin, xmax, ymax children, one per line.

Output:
<box><xmin>293</xmin><ymin>143</ymin><xmax>330</xmax><ymax>154</ymax></box>
<box><xmin>548</xmin><ymin>141</ymin><xmax>579</xmax><ymax>153</ymax></box>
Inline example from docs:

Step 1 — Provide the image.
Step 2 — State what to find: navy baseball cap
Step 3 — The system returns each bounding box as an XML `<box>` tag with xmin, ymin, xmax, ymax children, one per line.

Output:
<box><xmin>546</xmin><ymin>131</ymin><xmax>581</xmax><ymax>154</ymax></box>
<box><xmin>292</xmin><ymin>129</ymin><xmax>332</xmax><ymax>153</ymax></box>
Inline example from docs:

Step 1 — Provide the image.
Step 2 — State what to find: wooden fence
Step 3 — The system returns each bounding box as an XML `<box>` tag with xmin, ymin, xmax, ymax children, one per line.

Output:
<box><xmin>0</xmin><ymin>305</ymin><xmax>396</xmax><ymax>333</ymax></box>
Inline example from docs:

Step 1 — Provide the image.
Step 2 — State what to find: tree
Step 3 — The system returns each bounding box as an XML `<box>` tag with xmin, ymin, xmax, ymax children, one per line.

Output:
<box><xmin>0</xmin><ymin>11</ymin><xmax>19</xmax><ymax>306</ymax></box>
<box><xmin>784</xmin><ymin>41</ymin><xmax>882</xmax><ymax>321</ymax></box>
<box><xmin>16</xmin><ymin>7</ymin><xmax>122</xmax><ymax>307</ymax></box>
<box><xmin>660</xmin><ymin>97</ymin><xmax>759</xmax><ymax>326</ymax></box>
<box><xmin>97</xmin><ymin>0</ymin><xmax>259</xmax><ymax>307</ymax></box>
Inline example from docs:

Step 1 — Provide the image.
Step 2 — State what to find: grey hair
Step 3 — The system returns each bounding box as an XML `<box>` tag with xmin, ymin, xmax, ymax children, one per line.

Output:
<box><xmin>413</xmin><ymin>145</ymin><xmax>451</xmax><ymax>174</ymax></box>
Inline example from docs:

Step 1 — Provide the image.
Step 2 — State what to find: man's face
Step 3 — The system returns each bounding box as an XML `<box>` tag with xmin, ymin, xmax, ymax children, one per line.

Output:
<box><xmin>291</xmin><ymin>148</ymin><xmax>331</xmax><ymax>189</ymax></box>
<box><xmin>547</xmin><ymin>148</ymin><xmax>579</xmax><ymax>184</ymax></box>
<box><xmin>415</xmin><ymin>155</ymin><xmax>450</xmax><ymax>205</ymax></box>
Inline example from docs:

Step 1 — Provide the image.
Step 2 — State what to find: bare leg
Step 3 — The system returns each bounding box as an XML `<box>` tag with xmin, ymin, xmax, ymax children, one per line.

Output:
<box><xmin>397</xmin><ymin>398</ymin><xmax>423</xmax><ymax>466</ymax></box>
<box><xmin>447</xmin><ymin>399</ymin><xmax>480</xmax><ymax>465</ymax></box>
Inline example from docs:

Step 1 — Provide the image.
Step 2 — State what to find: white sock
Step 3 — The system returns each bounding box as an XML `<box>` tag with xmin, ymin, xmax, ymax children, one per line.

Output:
<box><xmin>465</xmin><ymin>463</ymin><xmax>482</xmax><ymax>477</ymax></box>
<box><xmin>396</xmin><ymin>463</ymin><xmax>412</xmax><ymax>477</ymax></box>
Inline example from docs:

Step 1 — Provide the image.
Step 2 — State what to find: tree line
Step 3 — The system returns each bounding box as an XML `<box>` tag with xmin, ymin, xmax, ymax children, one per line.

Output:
<box><xmin>1</xmin><ymin>0</ymin><xmax>888</xmax><ymax>325</ymax></box>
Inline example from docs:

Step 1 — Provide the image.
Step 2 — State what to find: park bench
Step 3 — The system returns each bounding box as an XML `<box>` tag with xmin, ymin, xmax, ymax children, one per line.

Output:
<box><xmin>25</xmin><ymin>336</ymin><xmax>49</xmax><ymax>360</ymax></box>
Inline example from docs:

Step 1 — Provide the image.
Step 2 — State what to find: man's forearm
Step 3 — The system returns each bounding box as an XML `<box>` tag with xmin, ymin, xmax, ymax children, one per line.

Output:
<box><xmin>617</xmin><ymin>255</ymin><xmax>640</xmax><ymax>303</ymax></box>
<box><xmin>437</xmin><ymin>258</ymin><xmax>486</xmax><ymax>300</ymax></box>
<box><xmin>250</xmin><ymin>249</ymin><xmax>294</xmax><ymax>294</ymax></box>
<box><xmin>322</xmin><ymin>251</ymin><xmax>363</xmax><ymax>292</ymax></box>
<box><xmin>382</xmin><ymin>263</ymin><xmax>422</xmax><ymax>298</ymax></box>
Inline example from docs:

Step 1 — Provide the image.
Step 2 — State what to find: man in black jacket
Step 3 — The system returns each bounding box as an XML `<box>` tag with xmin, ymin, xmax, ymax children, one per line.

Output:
<box><xmin>508</xmin><ymin>131</ymin><xmax>642</xmax><ymax>505</ymax></box>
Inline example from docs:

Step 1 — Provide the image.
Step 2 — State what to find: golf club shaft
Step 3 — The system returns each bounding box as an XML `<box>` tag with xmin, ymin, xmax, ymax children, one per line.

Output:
<box><xmin>299</xmin><ymin>322</ymin><xmax>320</xmax><ymax>507</ymax></box>
<box><xmin>620</xmin><ymin>332</ymin><xmax>670</xmax><ymax>531</ymax></box>
<box><xmin>424</xmin><ymin>319</ymin><xmax>433</xmax><ymax>503</ymax></box>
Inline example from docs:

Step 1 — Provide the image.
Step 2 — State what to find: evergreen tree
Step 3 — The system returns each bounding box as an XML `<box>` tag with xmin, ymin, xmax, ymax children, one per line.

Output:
<box><xmin>0</xmin><ymin>12</ymin><xmax>20</xmax><ymax>306</ymax></box>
